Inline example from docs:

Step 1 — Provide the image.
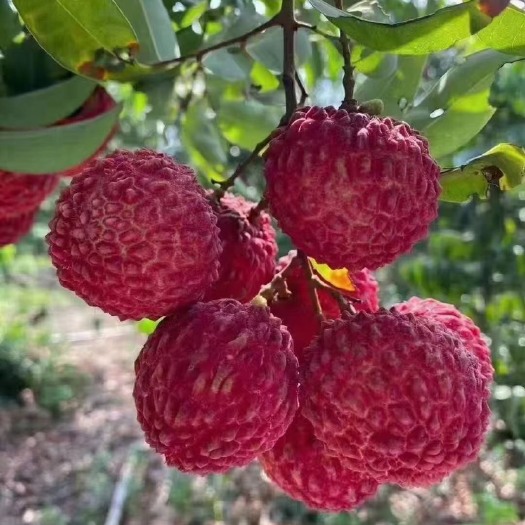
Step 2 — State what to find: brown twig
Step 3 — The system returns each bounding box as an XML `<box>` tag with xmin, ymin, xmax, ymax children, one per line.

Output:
<box><xmin>335</xmin><ymin>0</ymin><xmax>357</xmax><ymax>109</ymax></box>
<box><xmin>295</xmin><ymin>71</ymin><xmax>308</xmax><ymax>106</ymax></box>
<box><xmin>298</xmin><ymin>251</ymin><xmax>325</xmax><ymax>322</ymax></box>
<box><xmin>280</xmin><ymin>0</ymin><xmax>298</xmax><ymax>125</ymax></box>
<box><xmin>249</xmin><ymin>196</ymin><xmax>269</xmax><ymax>219</ymax></box>
<box><xmin>152</xmin><ymin>17</ymin><xmax>279</xmax><ymax>68</ymax></box>
<box><xmin>216</xmin><ymin>131</ymin><xmax>274</xmax><ymax>193</ymax></box>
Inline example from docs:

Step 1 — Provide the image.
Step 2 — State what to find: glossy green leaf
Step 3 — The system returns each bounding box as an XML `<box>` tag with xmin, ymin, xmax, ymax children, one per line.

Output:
<box><xmin>0</xmin><ymin>76</ymin><xmax>96</xmax><ymax>129</ymax></box>
<box><xmin>12</xmin><ymin>0</ymin><xmax>138</xmax><ymax>78</ymax></box>
<box><xmin>246</xmin><ymin>27</ymin><xmax>311</xmax><ymax>73</ymax></box>
<box><xmin>440</xmin><ymin>144</ymin><xmax>525</xmax><ymax>202</ymax></box>
<box><xmin>219</xmin><ymin>100</ymin><xmax>281</xmax><ymax>151</ymax></box>
<box><xmin>0</xmin><ymin>103</ymin><xmax>120</xmax><ymax>173</ymax></box>
<box><xmin>475</xmin><ymin>5</ymin><xmax>525</xmax><ymax>55</ymax></box>
<box><xmin>113</xmin><ymin>0</ymin><xmax>178</xmax><ymax>64</ymax></box>
<box><xmin>309</xmin><ymin>0</ymin><xmax>491</xmax><ymax>55</ymax></box>
<box><xmin>181</xmin><ymin>100</ymin><xmax>228</xmax><ymax>180</ymax></box>
<box><xmin>203</xmin><ymin>49</ymin><xmax>252</xmax><ymax>82</ymax></box>
<box><xmin>406</xmin><ymin>50</ymin><xmax>518</xmax><ymax>158</ymax></box>
<box><xmin>0</xmin><ymin>0</ymin><xmax>21</xmax><ymax>50</ymax></box>
<box><xmin>354</xmin><ymin>55</ymin><xmax>426</xmax><ymax>119</ymax></box>
<box><xmin>352</xmin><ymin>46</ymin><xmax>398</xmax><ymax>78</ymax></box>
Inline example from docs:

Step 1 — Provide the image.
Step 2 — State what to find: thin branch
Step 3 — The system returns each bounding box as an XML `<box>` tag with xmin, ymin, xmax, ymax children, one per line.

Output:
<box><xmin>216</xmin><ymin>131</ymin><xmax>274</xmax><ymax>193</ymax></box>
<box><xmin>152</xmin><ymin>16</ymin><xmax>279</xmax><ymax>69</ymax></box>
<box><xmin>298</xmin><ymin>251</ymin><xmax>325</xmax><ymax>323</ymax></box>
<box><xmin>249</xmin><ymin>196</ymin><xmax>269</xmax><ymax>219</ymax></box>
<box><xmin>335</xmin><ymin>0</ymin><xmax>357</xmax><ymax>109</ymax></box>
<box><xmin>280</xmin><ymin>0</ymin><xmax>298</xmax><ymax>124</ymax></box>
<box><xmin>295</xmin><ymin>71</ymin><xmax>308</xmax><ymax>106</ymax></box>
<box><xmin>295</xmin><ymin>21</ymin><xmax>336</xmax><ymax>41</ymax></box>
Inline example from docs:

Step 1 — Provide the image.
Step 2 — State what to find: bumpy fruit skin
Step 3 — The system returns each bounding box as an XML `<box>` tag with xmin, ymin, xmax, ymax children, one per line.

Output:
<box><xmin>47</xmin><ymin>150</ymin><xmax>221</xmax><ymax>320</ymax></box>
<box><xmin>58</xmin><ymin>88</ymin><xmax>118</xmax><ymax>177</ymax></box>
<box><xmin>264</xmin><ymin>106</ymin><xmax>441</xmax><ymax>271</ymax></box>
<box><xmin>203</xmin><ymin>192</ymin><xmax>277</xmax><ymax>302</ymax></box>
<box><xmin>260</xmin><ymin>413</ymin><xmax>378</xmax><ymax>511</ymax></box>
<box><xmin>133</xmin><ymin>299</ymin><xmax>300</xmax><ymax>474</ymax></box>
<box><xmin>394</xmin><ymin>297</ymin><xmax>493</xmax><ymax>381</ymax></box>
<box><xmin>302</xmin><ymin>311</ymin><xmax>491</xmax><ymax>487</ymax></box>
<box><xmin>0</xmin><ymin>209</ymin><xmax>38</xmax><ymax>247</ymax></box>
<box><xmin>0</xmin><ymin>172</ymin><xmax>59</xmax><ymax>218</ymax></box>
<box><xmin>269</xmin><ymin>252</ymin><xmax>379</xmax><ymax>360</ymax></box>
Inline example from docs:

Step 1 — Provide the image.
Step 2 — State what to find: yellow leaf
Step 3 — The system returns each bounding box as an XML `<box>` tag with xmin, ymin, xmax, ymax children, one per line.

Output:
<box><xmin>309</xmin><ymin>258</ymin><xmax>356</xmax><ymax>293</ymax></box>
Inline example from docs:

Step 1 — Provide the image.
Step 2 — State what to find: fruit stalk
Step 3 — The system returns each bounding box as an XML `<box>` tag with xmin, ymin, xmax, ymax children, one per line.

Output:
<box><xmin>298</xmin><ymin>250</ymin><xmax>325</xmax><ymax>323</ymax></box>
<box><xmin>335</xmin><ymin>0</ymin><xmax>356</xmax><ymax>109</ymax></box>
<box><xmin>280</xmin><ymin>0</ymin><xmax>298</xmax><ymax>124</ymax></box>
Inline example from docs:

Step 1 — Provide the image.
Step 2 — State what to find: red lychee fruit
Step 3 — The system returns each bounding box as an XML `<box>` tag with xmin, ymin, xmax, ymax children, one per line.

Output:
<box><xmin>302</xmin><ymin>311</ymin><xmax>491</xmax><ymax>487</ymax></box>
<box><xmin>260</xmin><ymin>413</ymin><xmax>378</xmax><ymax>511</ymax></box>
<box><xmin>46</xmin><ymin>150</ymin><xmax>221</xmax><ymax>320</ymax></box>
<box><xmin>58</xmin><ymin>88</ymin><xmax>118</xmax><ymax>177</ymax></box>
<box><xmin>0</xmin><ymin>208</ymin><xmax>38</xmax><ymax>247</ymax></box>
<box><xmin>269</xmin><ymin>252</ymin><xmax>379</xmax><ymax>360</ymax></box>
<box><xmin>203</xmin><ymin>192</ymin><xmax>277</xmax><ymax>302</ymax></box>
<box><xmin>264</xmin><ymin>106</ymin><xmax>441</xmax><ymax>271</ymax></box>
<box><xmin>394</xmin><ymin>297</ymin><xmax>493</xmax><ymax>381</ymax></box>
<box><xmin>133</xmin><ymin>299</ymin><xmax>300</xmax><ymax>474</ymax></box>
<box><xmin>0</xmin><ymin>172</ymin><xmax>59</xmax><ymax>218</ymax></box>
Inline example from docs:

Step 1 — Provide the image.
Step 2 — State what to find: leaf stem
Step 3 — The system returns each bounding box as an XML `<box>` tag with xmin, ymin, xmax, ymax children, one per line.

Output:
<box><xmin>335</xmin><ymin>0</ymin><xmax>357</xmax><ymax>109</ymax></box>
<box><xmin>298</xmin><ymin>251</ymin><xmax>325</xmax><ymax>323</ymax></box>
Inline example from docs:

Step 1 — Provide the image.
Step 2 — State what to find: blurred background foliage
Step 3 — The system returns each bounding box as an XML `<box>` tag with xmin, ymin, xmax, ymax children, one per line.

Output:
<box><xmin>1</xmin><ymin>0</ymin><xmax>525</xmax><ymax>523</ymax></box>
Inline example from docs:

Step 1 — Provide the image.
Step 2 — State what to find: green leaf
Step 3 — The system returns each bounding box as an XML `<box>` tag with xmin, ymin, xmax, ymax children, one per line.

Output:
<box><xmin>354</xmin><ymin>55</ymin><xmax>426</xmax><ymax>119</ymax></box>
<box><xmin>136</xmin><ymin>319</ymin><xmax>159</xmax><ymax>335</ymax></box>
<box><xmin>113</xmin><ymin>0</ymin><xmax>179</xmax><ymax>64</ymax></box>
<box><xmin>246</xmin><ymin>27</ymin><xmax>311</xmax><ymax>73</ymax></box>
<box><xmin>181</xmin><ymin>100</ymin><xmax>228</xmax><ymax>180</ymax></box>
<box><xmin>0</xmin><ymin>102</ymin><xmax>120</xmax><ymax>174</ymax></box>
<box><xmin>219</xmin><ymin>100</ymin><xmax>281</xmax><ymax>151</ymax></box>
<box><xmin>251</xmin><ymin>61</ymin><xmax>279</xmax><ymax>92</ymax></box>
<box><xmin>352</xmin><ymin>46</ymin><xmax>398</xmax><ymax>78</ymax></box>
<box><xmin>0</xmin><ymin>76</ymin><xmax>96</xmax><ymax>129</ymax></box>
<box><xmin>405</xmin><ymin>50</ymin><xmax>518</xmax><ymax>158</ymax></box>
<box><xmin>202</xmin><ymin>49</ymin><xmax>252</xmax><ymax>82</ymax></box>
<box><xmin>12</xmin><ymin>0</ymin><xmax>139</xmax><ymax>78</ymax></box>
<box><xmin>440</xmin><ymin>143</ymin><xmax>525</xmax><ymax>203</ymax></box>
<box><xmin>0</xmin><ymin>0</ymin><xmax>21</xmax><ymax>50</ymax></box>
<box><xmin>474</xmin><ymin>5</ymin><xmax>525</xmax><ymax>55</ymax></box>
<box><xmin>309</xmin><ymin>0</ymin><xmax>492</xmax><ymax>55</ymax></box>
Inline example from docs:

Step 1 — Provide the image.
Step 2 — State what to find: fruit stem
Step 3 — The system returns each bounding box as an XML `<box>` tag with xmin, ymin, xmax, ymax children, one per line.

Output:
<box><xmin>298</xmin><ymin>251</ymin><xmax>325</xmax><ymax>323</ymax></box>
<box><xmin>335</xmin><ymin>0</ymin><xmax>357</xmax><ymax>110</ymax></box>
<box><xmin>280</xmin><ymin>0</ymin><xmax>298</xmax><ymax>124</ymax></box>
<box><xmin>216</xmin><ymin>131</ymin><xmax>275</xmax><ymax>193</ymax></box>
<box><xmin>249</xmin><ymin>196</ymin><xmax>269</xmax><ymax>219</ymax></box>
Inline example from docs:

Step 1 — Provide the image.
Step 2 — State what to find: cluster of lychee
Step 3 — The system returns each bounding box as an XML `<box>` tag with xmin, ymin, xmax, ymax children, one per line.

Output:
<box><xmin>45</xmin><ymin>106</ymin><xmax>493</xmax><ymax>512</ymax></box>
<box><xmin>0</xmin><ymin>88</ymin><xmax>116</xmax><ymax>247</ymax></box>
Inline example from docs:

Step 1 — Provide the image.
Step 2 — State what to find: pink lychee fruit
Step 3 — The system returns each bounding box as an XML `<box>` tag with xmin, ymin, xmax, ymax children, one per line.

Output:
<box><xmin>203</xmin><ymin>192</ymin><xmax>277</xmax><ymax>302</ymax></box>
<box><xmin>264</xmin><ymin>106</ymin><xmax>441</xmax><ymax>271</ymax></box>
<box><xmin>133</xmin><ymin>299</ymin><xmax>300</xmax><ymax>474</ymax></box>
<box><xmin>260</xmin><ymin>413</ymin><xmax>378</xmax><ymax>511</ymax></box>
<box><xmin>394</xmin><ymin>297</ymin><xmax>493</xmax><ymax>381</ymax></box>
<box><xmin>302</xmin><ymin>310</ymin><xmax>491</xmax><ymax>488</ymax></box>
<box><xmin>0</xmin><ymin>208</ymin><xmax>38</xmax><ymax>247</ymax></box>
<box><xmin>46</xmin><ymin>149</ymin><xmax>222</xmax><ymax>320</ymax></box>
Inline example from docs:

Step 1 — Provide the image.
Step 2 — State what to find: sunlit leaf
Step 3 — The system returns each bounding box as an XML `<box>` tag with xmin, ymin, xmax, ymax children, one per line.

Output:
<box><xmin>113</xmin><ymin>0</ymin><xmax>179</xmax><ymax>64</ymax></box>
<box><xmin>440</xmin><ymin>143</ymin><xmax>525</xmax><ymax>202</ymax></box>
<box><xmin>310</xmin><ymin>259</ymin><xmax>356</xmax><ymax>293</ymax></box>
<box><xmin>0</xmin><ymin>76</ymin><xmax>96</xmax><ymax>129</ymax></box>
<box><xmin>0</xmin><ymin>103</ymin><xmax>120</xmax><ymax>173</ymax></box>
<box><xmin>136</xmin><ymin>319</ymin><xmax>159</xmax><ymax>335</ymax></box>
<box><xmin>12</xmin><ymin>0</ymin><xmax>138</xmax><ymax>79</ymax></box>
<box><xmin>309</xmin><ymin>0</ymin><xmax>492</xmax><ymax>55</ymax></box>
<box><xmin>0</xmin><ymin>0</ymin><xmax>21</xmax><ymax>50</ymax></box>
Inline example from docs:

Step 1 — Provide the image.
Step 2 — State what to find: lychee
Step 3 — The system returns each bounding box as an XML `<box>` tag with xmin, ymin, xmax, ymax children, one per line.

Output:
<box><xmin>46</xmin><ymin>150</ymin><xmax>222</xmax><ymax>320</ymax></box>
<box><xmin>0</xmin><ymin>208</ymin><xmax>38</xmax><ymax>247</ymax></box>
<box><xmin>264</xmin><ymin>106</ymin><xmax>441</xmax><ymax>271</ymax></box>
<box><xmin>133</xmin><ymin>299</ymin><xmax>300</xmax><ymax>474</ymax></box>
<box><xmin>302</xmin><ymin>311</ymin><xmax>491</xmax><ymax>487</ymax></box>
<box><xmin>203</xmin><ymin>192</ymin><xmax>277</xmax><ymax>302</ymax></box>
<box><xmin>260</xmin><ymin>413</ymin><xmax>378</xmax><ymax>511</ymax></box>
<box><xmin>58</xmin><ymin>88</ymin><xmax>118</xmax><ymax>177</ymax></box>
<box><xmin>0</xmin><ymin>172</ymin><xmax>59</xmax><ymax>218</ymax></box>
<box><xmin>269</xmin><ymin>252</ymin><xmax>379</xmax><ymax>360</ymax></box>
<box><xmin>394</xmin><ymin>297</ymin><xmax>493</xmax><ymax>381</ymax></box>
